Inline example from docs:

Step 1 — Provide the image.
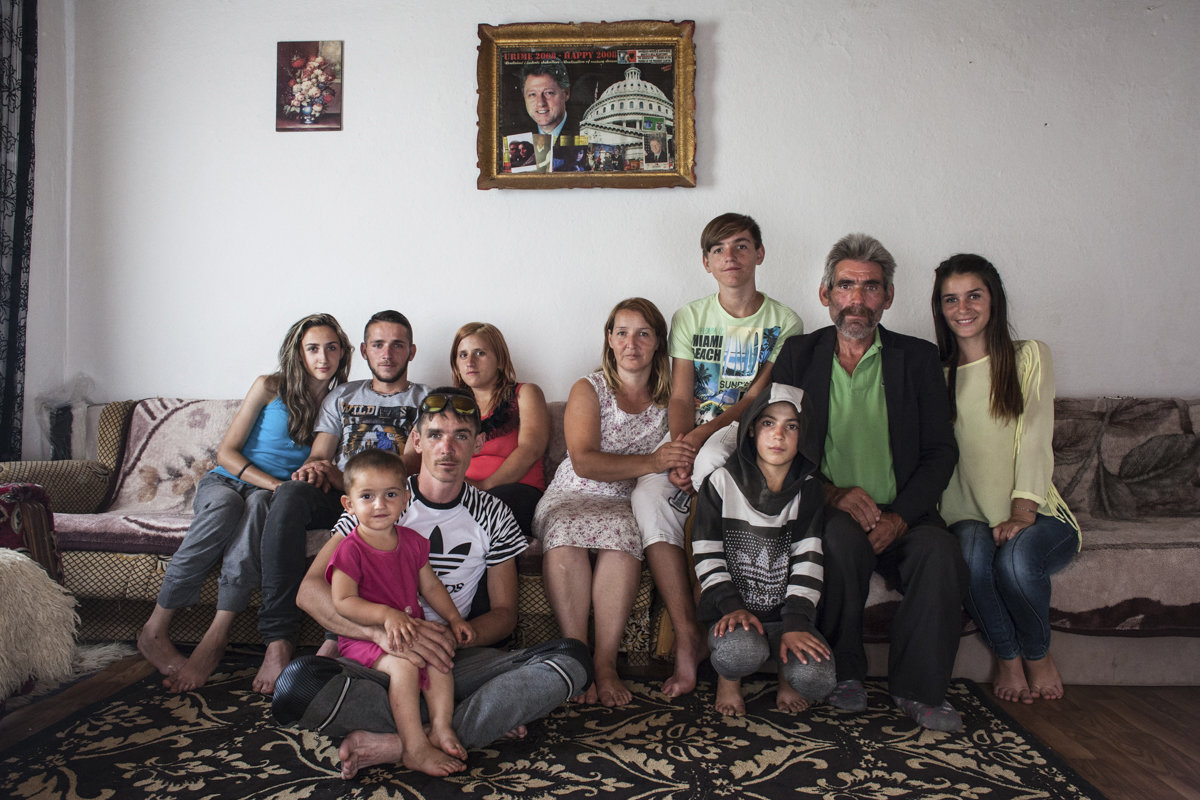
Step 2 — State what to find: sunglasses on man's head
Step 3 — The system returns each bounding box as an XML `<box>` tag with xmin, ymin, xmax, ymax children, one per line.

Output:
<box><xmin>420</xmin><ymin>393</ymin><xmax>479</xmax><ymax>416</ymax></box>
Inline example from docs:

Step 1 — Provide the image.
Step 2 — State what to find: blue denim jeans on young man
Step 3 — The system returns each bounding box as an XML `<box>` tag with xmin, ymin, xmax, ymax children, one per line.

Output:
<box><xmin>952</xmin><ymin>514</ymin><xmax>1077</xmax><ymax>661</ymax></box>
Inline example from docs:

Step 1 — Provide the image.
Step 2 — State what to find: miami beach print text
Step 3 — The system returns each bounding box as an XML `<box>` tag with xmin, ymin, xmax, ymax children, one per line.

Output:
<box><xmin>690</xmin><ymin>325</ymin><xmax>783</xmax><ymax>421</ymax></box>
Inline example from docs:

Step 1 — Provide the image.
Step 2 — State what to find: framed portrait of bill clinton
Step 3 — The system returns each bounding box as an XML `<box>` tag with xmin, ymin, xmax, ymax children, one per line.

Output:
<box><xmin>476</xmin><ymin>20</ymin><xmax>696</xmax><ymax>189</ymax></box>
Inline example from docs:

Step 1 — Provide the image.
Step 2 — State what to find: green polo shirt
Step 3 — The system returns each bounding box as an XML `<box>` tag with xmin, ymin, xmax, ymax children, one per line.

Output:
<box><xmin>821</xmin><ymin>331</ymin><xmax>897</xmax><ymax>504</ymax></box>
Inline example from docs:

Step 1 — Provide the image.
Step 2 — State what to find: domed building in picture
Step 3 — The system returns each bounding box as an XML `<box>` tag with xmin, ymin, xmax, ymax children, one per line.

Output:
<box><xmin>579</xmin><ymin>65</ymin><xmax>674</xmax><ymax>164</ymax></box>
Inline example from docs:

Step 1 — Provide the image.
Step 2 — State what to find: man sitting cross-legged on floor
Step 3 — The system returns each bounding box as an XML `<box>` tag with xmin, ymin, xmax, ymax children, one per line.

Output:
<box><xmin>272</xmin><ymin>386</ymin><xmax>592</xmax><ymax>779</ymax></box>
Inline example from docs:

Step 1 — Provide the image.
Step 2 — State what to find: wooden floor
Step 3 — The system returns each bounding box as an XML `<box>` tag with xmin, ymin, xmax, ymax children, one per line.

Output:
<box><xmin>2</xmin><ymin>655</ymin><xmax>1198</xmax><ymax>800</ymax></box>
<box><xmin>0</xmin><ymin>653</ymin><xmax>155</xmax><ymax>752</ymax></box>
<box><xmin>999</xmin><ymin>684</ymin><xmax>1200</xmax><ymax>800</ymax></box>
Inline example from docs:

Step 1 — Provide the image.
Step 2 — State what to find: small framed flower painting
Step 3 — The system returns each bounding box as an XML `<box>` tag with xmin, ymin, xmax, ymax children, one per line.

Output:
<box><xmin>276</xmin><ymin>41</ymin><xmax>343</xmax><ymax>131</ymax></box>
<box><xmin>477</xmin><ymin>20</ymin><xmax>696</xmax><ymax>189</ymax></box>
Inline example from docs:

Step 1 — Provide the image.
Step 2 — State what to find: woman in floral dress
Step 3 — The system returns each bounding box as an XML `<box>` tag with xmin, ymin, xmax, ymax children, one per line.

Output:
<box><xmin>533</xmin><ymin>298</ymin><xmax>696</xmax><ymax>708</ymax></box>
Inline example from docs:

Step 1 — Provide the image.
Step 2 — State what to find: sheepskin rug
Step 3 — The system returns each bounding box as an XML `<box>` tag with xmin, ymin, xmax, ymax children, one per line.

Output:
<box><xmin>0</xmin><ymin>549</ymin><xmax>79</xmax><ymax>698</ymax></box>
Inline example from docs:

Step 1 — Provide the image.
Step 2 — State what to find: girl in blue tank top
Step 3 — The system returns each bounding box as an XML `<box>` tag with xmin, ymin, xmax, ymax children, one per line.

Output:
<box><xmin>138</xmin><ymin>314</ymin><xmax>352</xmax><ymax>693</ymax></box>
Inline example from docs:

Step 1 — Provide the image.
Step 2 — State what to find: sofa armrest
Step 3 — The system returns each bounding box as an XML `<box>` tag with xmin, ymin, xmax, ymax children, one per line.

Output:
<box><xmin>0</xmin><ymin>482</ymin><xmax>63</xmax><ymax>583</ymax></box>
<box><xmin>0</xmin><ymin>460</ymin><xmax>112</xmax><ymax>514</ymax></box>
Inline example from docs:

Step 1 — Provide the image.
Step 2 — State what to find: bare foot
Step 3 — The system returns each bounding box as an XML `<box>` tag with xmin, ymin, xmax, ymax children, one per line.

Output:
<box><xmin>428</xmin><ymin>724</ymin><xmax>468</xmax><ymax>760</ymax></box>
<box><xmin>1026</xmin><ymin>654</ymin><xmax>1064</xmax><ymax>701</ymax></box>
<box><xmin>594</xmin><ymin>667</ymin><xmax>633</xmax><ymax>707</ymax></box>
<box><xmin>993</xmin><ymin>657</ymin><xmax>1033</xmax><ymax>704</ymax></box>
<box><xmin>402</xmin><ymin>738</ymin><xmax>466</xmax><ymax>777</ymax></box>
<box><xmin>572</xmin><ymin>683</ymin><xmax>599</xmax><ymax>704</ymax></box>
<box><xmin>316</xmin><ymin>638</ymin><xmax>340</xmax><ymax>658</ymax></box>
<box><xmin>164</xmin><ymin>630</ymin><xmax>228</xmax><ymax>693</ymax></box>
<box><xmin>137</xmin><ymin>626</ymin><xmax>186</xmax><ymax>680</ymax></box>
<box><xmin>252</xmin><ymin>639</ymin><xmax>295</xmax><ymax>694</ymax></box>
<box><xmin>714</xmin><ymin>676</ymin><xmax>746</xmax><ymax>717</ymax></box>
<box><xmin>338</xmin><ymin>731</ymin><xmax>404</xmax><ymax>780</ymax></box>
<box><xmin>501</xmin><ymin>725</ymin><xmax>527</xmax><ymax>740</ymax></box>
<box><xmin>662</xmin><ymin>626</ymin><xmax>707</xmax><ymax>698</ymax></box>
<box><xmin>775</xmin><ymin>678</ymin><xmax>810</xmax><ymax>713</ymax></box>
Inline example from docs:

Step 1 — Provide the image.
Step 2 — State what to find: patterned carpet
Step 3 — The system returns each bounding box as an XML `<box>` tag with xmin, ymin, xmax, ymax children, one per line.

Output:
<box><xmin>0</xmin><ymin>656</ymin><xmax>1106</xmax><ymax>800</ymax></box>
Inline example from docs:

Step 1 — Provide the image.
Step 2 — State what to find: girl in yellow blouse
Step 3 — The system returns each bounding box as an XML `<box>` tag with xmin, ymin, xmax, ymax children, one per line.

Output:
<box><xmin>932</xmin><ymin>254</ymin><xmax>1079</xmax><ymax>705</ymax></box>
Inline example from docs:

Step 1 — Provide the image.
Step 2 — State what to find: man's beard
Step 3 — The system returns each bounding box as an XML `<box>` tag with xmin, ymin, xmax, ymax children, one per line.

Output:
<box><xmin>369</xmin><ymin>361</ymin><xmax>407</xmax><ymax>384</ymax></box>
<box><xmin>833</xmin><ymin>305</ymin><xmax>878</xmax><ymax>340</ymax></box>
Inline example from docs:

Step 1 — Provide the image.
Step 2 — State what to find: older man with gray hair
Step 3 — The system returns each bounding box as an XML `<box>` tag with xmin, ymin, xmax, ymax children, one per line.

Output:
<box><xmin>770</xmin><ymin>233</ymin><xmax>968</xmax><ymax>731</ymax></box>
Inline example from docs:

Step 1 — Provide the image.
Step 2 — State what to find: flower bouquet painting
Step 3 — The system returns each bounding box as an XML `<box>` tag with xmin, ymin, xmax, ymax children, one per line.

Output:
<box><xmin>276</xmin><ymin>41</ymin><xmax>343</xmax><ymax>131</ymax></box>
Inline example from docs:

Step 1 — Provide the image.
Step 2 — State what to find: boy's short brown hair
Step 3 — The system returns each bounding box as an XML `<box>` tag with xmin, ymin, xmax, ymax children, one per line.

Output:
<box><xmin>701</xmin><ymin>212</ymin><xmax>763</xmax><ymax>252</ymax></box>
<box><xmin>342</xmin><ymin>449</ymin><xmax>407</xmax><ymax>493</ymax></box>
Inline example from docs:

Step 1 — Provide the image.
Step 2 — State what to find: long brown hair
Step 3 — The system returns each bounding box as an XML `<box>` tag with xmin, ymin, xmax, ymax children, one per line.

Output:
<box><xmin>269</xmin><ymin>313</ymin><xmax>352</xmax><ymax>445</ymax></box>
<box><xmin>931</xmin><ymin>254</ymin><xmax>1023</xmax><ymax>422</ymax></box>
<box><xmin>601</xmin><ymin>297</ymin><xmax>671</xmax><ymax>407</ymax></box>
<box><xmin>450</xmin><ymin>322</ymin><xmax>518</xmax><ymax>412</ymax></box>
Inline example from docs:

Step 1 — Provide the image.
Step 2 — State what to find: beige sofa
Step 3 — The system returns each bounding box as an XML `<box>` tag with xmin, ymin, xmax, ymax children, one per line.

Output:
<box><xmin>2</xmin><ymin>395</ymin><xmax>1198</xmax><ymax>683</ymax></box>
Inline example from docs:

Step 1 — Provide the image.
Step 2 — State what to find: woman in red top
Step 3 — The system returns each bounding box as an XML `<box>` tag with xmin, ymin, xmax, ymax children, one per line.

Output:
<box><xmin>450</xmin><ymin>322</ymin><xmax>550</xmax><ymax>536</ymax></box>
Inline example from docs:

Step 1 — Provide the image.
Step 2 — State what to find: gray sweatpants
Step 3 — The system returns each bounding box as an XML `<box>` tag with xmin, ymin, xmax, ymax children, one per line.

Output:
<box><xmin>157</xmin><ymin>472</ymin><xmax>270</xmax><ymax>613</ymax></box>
<box><xmin>276</xmin><ymin>639</ymin><xmax>592</xmax><ymax>750</ymax></box>
<box><xmin>707</xmin><ymin>621</ymin><xmax>837</xmax><ymax>700</ymax></box>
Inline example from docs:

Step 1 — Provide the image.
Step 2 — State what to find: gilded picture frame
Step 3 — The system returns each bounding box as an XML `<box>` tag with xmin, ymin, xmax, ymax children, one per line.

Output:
<box><xmin>477</xmin><ymin>21</ymin><xmax>696</xmax><ymax>189</ymax></box>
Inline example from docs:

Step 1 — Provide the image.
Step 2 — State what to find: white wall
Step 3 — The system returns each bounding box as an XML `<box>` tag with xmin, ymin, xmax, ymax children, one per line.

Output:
<box><xmin>25</xmin><ymin>0</ymin><xmax>1200</xmax><ymax>457</ymax></box>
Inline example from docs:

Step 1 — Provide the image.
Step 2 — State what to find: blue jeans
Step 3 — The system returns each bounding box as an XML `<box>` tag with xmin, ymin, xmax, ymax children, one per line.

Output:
<box><xmin>952</xmin><ymin>515</ymin><xmax>1077</xmax><ymax>661</ymax></box>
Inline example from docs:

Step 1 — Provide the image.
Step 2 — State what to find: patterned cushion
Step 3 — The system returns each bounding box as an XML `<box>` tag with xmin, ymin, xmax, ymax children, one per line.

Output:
<box><xmin>56</xmin><ymin>399</ymin><xmax>241</xmax><ymax>553</ymax></box>
<box><xmin>1049</xmin><ymin>515</ymin><xmax>1200</xmax><ymax>635</ymax></box>
<box><xmin>1054</xmin><ymin>397</ymin><xmax>1200</xmax><ymax>519</ymax></box>
<box><xmin>1047</xmin><ymin>397</ymin><xmax>1200</xmax><ymax>636</ymax></box>
<box><xmin>108</xmin><ymin>399</ymin><xmax>241</xmax><ymax>515</ymax></box>
<box><xmin>55</xmin><ymin>512</ymin><xmax>194</xmax><ymax>555</ymax></box>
